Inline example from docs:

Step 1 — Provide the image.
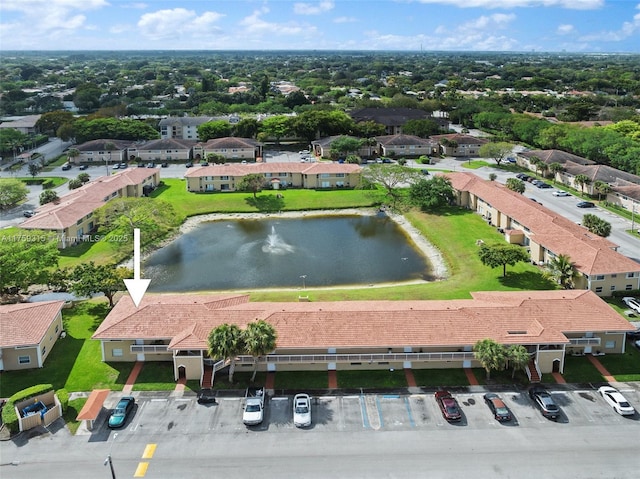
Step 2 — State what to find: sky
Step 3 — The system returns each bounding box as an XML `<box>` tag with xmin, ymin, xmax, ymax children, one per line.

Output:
<box><xmin>0</xmin><ymin>0</ymin><xmax>639</xmax><ymax>52</ymax></box>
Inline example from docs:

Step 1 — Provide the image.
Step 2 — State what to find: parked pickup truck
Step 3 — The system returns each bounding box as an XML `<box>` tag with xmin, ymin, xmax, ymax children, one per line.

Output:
<box><xmin>435</xmin><ymin>390</ymin><xmax>462</xmax><ymax>422</ymax></box>
<box><xmin>243</xmin><ymin>387</ymin><xmax>265</xmax><ymax>425</ymax></box>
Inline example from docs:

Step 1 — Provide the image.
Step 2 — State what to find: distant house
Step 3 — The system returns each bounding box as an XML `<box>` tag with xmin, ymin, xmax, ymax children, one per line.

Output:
<box><xmin>0</xmin><ymin>114</ymin><xmax>41</xmax><ymax>135</ymax></box>
<box><xmin>128</xmin><ymin>138</ymin><xmax>196</xmax><ymax>163</ymax></box>
<box><xmin>0</xmin><ymin>301</ymin><xmax>65</xmax><ymax>371</ymax></box>
<box><xmin>517</xmin><ymin>149</ymin><xmax>640</xmax><ymax>196</ymax></box>
<box><xmin>184</xmin><ymin>162</ymin><xmax>361</xmax><ymax>192</ymax></box>
<box><xmin>20</xmin><ymin>168</ymin><xmax>160</xmax><ymax>248</ymax></box>
<box><xmin>72</xmin><ymin>139</ymin><xmax>134</xmax><ymax>166</ymax></box>
<box><xmin>376</xmin><ymin>134</ymin><xmax>438</xmax><ymax>158</ymax></box>
<box><xmin>447</xmin><ymin>171</ymin><xmax>640</xmax><ymax>296</ymax></box>
<box><xmin>92</xmin><ymin>290</ymin><xmax>634</xmax><ymax>384</ymax></box>
<box><xmin>193</xmin><ymin>137</ymin><xmax>263</xmax><ymax>162</ymax></box>
<box><xmin>430</xmin><ymin>133</ymin><xmax>489</xmax><ymax>157</ymax></box>
<box><xmin>311</xmin><ymin>135</ymin><xmax>373</xmax><ymax>159</ymax></box>
<box><xmin>159</xmin><ymin>116</ymin><xmax>215</xmax><ymax>140</ymax></box>
<box><xmin>349</xmin><ymin>108</ymin><xmax>448</xmax><ymax>135</ymax></box>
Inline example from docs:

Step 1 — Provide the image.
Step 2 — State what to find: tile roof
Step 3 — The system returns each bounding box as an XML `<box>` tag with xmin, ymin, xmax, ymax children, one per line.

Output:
<box><xmin>0</xmin><ymin>301</ymin><xmax>64</xmax><ymax>348</ymax></box>
<box><xmin>183</xmin><ymin>161</ymin><xmax>361</xmax><ymax>178</ymax></box>
<box><xmin>446</xmin><ymin>172</ymin><xmax>640</xmax><ymax>276</ymax></box>
<box><xmin>75</xmin><ymin>139</ymin><xmax>134</xmax><ymax>152</ymax></box>
<box><xmin>135</xmin><ymin>138</ymin><xmax>196</xmax><ymax>150</ymax></box>
<box><xmin>92</xmin><ymin>290</ymin><xmax>633</xmax><ymax>351</ymax></box>
<box><xmin>430</xmin><ymin>133</ymin><xmax>489</xmax><ymax>145</ymax></box>
<box><xmin>21</xmin><ymin>168</ymin><xmax>159</xmax><ymax>230</ymax></box>
<box><xmin>519</xmin><ymin>149</ymin><xmax>595</xmax><ymax>166</ymax></box>
<box><xmin>376</xmin><ymin>134</ymin><xmax>435</xmax><ymax>146</ymax></box>
<box><xmin>198</xmin><ymin>137</ymin><xmax>262</xmax><ymax>149</ymax></box>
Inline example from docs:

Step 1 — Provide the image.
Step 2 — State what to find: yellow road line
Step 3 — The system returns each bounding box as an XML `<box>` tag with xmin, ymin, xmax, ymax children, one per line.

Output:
<box><xmin>142</xmin><ymin>444</ymin><xmax>157</xmax><ymax>459</ymax></box>
<box><xmin>134</xmin><ymin>462</ymin><xmax>149</xmax><ymax>477</ymax></box>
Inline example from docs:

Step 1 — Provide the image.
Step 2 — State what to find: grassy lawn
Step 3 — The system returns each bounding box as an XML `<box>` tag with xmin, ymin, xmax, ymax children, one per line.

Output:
<box><xmin>132</xmin><ymin>362</ymin><xmax>178</xmax><ymax>391</ymax></box>
<box><xmin>473</xmin><ymin>368</ymin><xmax>531</xmax><ymax>387</ymax></box>
<box><xmin>411</xmin><ymin>368</ymin><xmax>471</xmax><ymax>387</ymax></box>
<box><xmin>272</xmin><ymin>371</ymin><xmax>329</xmax><ymax>390</ymax></box>
<box><xmin>14</xmin><ymin>176</ymin><xmax>68</xmax><ymax>188</ymax></box>
<box><xmin>337</xmin><ymin>369</ymin><xmax>408</xmax><ymax>389</ymax></box>
<box><xmin>598</xmin><ymin>343</ymin><xmax>640</xmax><ymax>382</ymax></box>
<box><xmin>560</xmin><ymin>356</ymin><xmax>605</xmax><ymax>384</ymax></box>
<box><xmin>213</xmin><ymin>371</ymin><xmax>267</xmax><ymax>390</ymax></box>
<box><xmin>64</xmin><ymin>397</ymin><xmax>88</xmax><ymax>435</ymax></box>
<box><xmin>0</xmin><ymin>299</ymin><xmax>132</xmax><ymax>398</ymax></box>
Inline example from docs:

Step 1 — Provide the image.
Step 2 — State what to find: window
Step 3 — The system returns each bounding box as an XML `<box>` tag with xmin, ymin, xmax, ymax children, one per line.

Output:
<box><xmin>595</xmin><ymin>287</ymin><xmax>603</xmax><ymax>293</ymax></box>
<box><xmin>336</xmin><ymin>173</ymin><xmax>345</xmax><ymax>178</ymax></box>
<box><xmin>220</xmin><ymin>176</ymin><xmax>229</xmax><ymax>180</ymax></box>
<box><xmin>611</xmin><ymin>285</ymin><xmax>616</xmax><ymax>291</ymax></box>
<box><xmin>605</xmin><ymin>341</ymin><xmax>616</xmax><ymax>349</ymax></box>
<box><xmin>19</xmin><ymin>356</ymin><xmax>31</xmax><ymax>364</ymax></box>
<box><xmin>112</xmin><ymin>348</ymin><xmax>123</xmax><ymax>357</ymax></box>
<box><xmin>42</xmin><ymin>346</ymin><xmax>46</xmax><ymax>355</ymax></box>
<box><xmin>594</xmin><ymin>275</ymin><xmax>605</xmax><ymax>281</ymax></box>
<box><xmin>626</xmin><ymin>285</ymin><xmax>633</xmax><ymax>290</ymax></box>
<box><xmin>55</xmin><ymin>325</ymin><xmax>59</xmax><ymax>333</ymax></box>
<box><xmin>626</xmin><ymin>273</ymin><xmax>636</xmax><ymax>278</ymax></box>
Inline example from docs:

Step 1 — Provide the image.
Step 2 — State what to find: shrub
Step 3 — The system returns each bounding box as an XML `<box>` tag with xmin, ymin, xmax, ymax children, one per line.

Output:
<box><xmin>56</xmin><ymin>388</ymin><xmax>69</xmax><ymax>413</ymax></box>
<box><xmin>1</xmin><ymin>384</ymin><xmax>54</xmax><ymax>434</ymax></box>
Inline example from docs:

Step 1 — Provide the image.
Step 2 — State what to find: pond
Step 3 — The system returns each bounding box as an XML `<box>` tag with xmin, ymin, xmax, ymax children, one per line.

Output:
<box><xmin>144</xmin><ymin>214</ymin><xmax>434</xmax><ymax>292</ymax></box>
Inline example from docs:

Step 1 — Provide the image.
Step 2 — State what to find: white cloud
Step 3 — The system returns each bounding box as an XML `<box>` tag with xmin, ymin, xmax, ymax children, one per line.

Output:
<box><xmin>333</xmin><ymin>16</ymin><xmax>357</xmax><ymax>24</ymax></box>
<box><xmin>412</xmin><ymin>0</ymin><xmax>603</xmax><ymax>9</ymax></box>
<box><xmin>293</xmin><ymin>1</ymin><xmax>334</xmax><ymax>15</ymax></box>
<box><xmin>136</xmin><ymin>8</ymin><xmax>225</xmax><ymax>41</ymax></box>
<box><xmin>239</xmin><ymin>7</ymin><xmax>306</xmax><ymax>36</ymax></box>
<box><xmin>578</xmin><ymin>6</ymin><xmax>640</xmax><ymax>42</ymax></box>
<box><xmin>557</xmin><ymin>24</ymin><xmax>574</xmax><ymax>35</ymax></box>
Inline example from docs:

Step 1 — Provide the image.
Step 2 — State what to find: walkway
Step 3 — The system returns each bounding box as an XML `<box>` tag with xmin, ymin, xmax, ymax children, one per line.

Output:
<box><xmin>551</xmin><ymin>372</ymin><xmax>566</xmax><ymax>384</ymax></box>
<box><xmin>122</xmin><ymin>361</ymin><xmax>144</xmax><ymax>394</ymax></box>
<box><xmin>587</xmin><ymin>354</ymin><xmax>616</xmax><ymax>382</ymax></box>
<box><xmin>464</xmin><ymin>368</ymin><xmax>479</xmax><ymax>386</ymax></box>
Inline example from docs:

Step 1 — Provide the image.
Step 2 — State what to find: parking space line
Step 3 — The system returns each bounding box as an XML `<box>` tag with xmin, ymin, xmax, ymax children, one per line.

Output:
<box><xmin>403</xmin><ymin>397</ymin><xmax>416</xmax><ymax>428</ymax></box>
<box><xmin>375</xmin><ymin>396</ymin><xmax>384</xmax><ymax>428</ymax></box>
<box><xmin>359</xmin><ymin>395</ymin><xmax>370</xmax><ymax>429</ymax></box>
<box><xmin>133</xmin><ymin>462</ymin><xmax>149</xmax><ymax>477</ymax></box>
<box><xmin>142</xmin><ymin>444</ymin><xmax>156</xmax><ymax>459</ymax></box>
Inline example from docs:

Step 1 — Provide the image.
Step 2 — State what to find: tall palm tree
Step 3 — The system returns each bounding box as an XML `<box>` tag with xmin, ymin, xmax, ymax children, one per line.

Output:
<box><xmin>545</xmin><ymin>253</ymin><xmax>578</xmax><ymax>289</ymax></box>
<box><xmin>574</xmin><ymin>174</ymin><xmax>591</xmax><ymax>194</ymax></box>
<box><xmin>594</xmin><ymin>181</ymin><xmax>611</xmax><ymax>201</ymax></box>
<box><xmin>207</xmin><ymin>323</ymin><xmax>245</xmax><ymax>383</ymax></box>
<box><xmin>549</xmin><ymin>162</ymin><xmax>564</xmax><ymax>183</ymax></box>
<box><xmin>473</xmin><ymin>338</ymin><xmax>506</xmax><ymax>380</ymax></box>
<box><xmin>506</xmin><ymin>345</ymin><xmax>530</xmax><ymax>379</ymax></box>
<box><xmin>243</xmin><ymin>320</ymin><xmax>278</xmax><ymax>381</ymax></box>
<box><xmin>528</xmin><ymin>156</ymin><xmax>542</xmax><ymax>176</ymax></box>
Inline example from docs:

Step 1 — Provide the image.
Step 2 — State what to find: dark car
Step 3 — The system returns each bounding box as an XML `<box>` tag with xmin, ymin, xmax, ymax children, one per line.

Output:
<box><xmin>529</xmin><ymin>386</ymin><xmax>560</xmax><ymax>420</ymax></box>
<box><xmin>161</xmin><ymin>162</ymin><xmax>169</xmax><ymax>168</ymax></box>
<box><xmin>537</xmin><ymin>182</ymin><xmax>552</xmax><ymax>189</ymax></box>
<box><xmin>185</xmin><ymin>162</ymin><xmax>193</xmax><ymax>168</ymax></box>
<box><xmin>23</xmin><ymin>210</ymin><xmax>35</xmax><ymax>218</ymax></box>
<box><xmin>118</xmin><ymin>163</ymin><xmax>128</xmax><ymax>169</ymax></box>
<box><xmin>435</xmin><ymin>390</ymin><xmax>462</xmax><ymax>422</ymax></box>
<box><xmin>200</xmin><ymin>161</ymin><xmax>209</xmax><ymax>166</ymax></box>
<box><xmin>484</xmin><ymin>393</ymin><xmax>512</xmax><ymax>422</ymax></box>
<box><xmin>79</xmin><ymin>164</ymin><xmax>89</xmax><ymax>170</ymax></box>
<box><xmin>197</xmin><ymin>388</ymin><xmax>217</xmax><ymax>404</ymax></box>
<box><xmin>61</xmin><ymin>163</ymin><xmax>72</xmax><ymax>170</ymax></box>
<box><xmin>626</xmin><ymin>328</ymin><xmax>640</xmax><ymax>340</ymax></box>
<box><xmin>577</xmin><ymin>201</ymin><xmax>595</xmax><ymax>208</ymax></box>
<box><xmin>108</xmin><ymin>396</ymin><xmax>135</xmax><ymax>428</ymax></box>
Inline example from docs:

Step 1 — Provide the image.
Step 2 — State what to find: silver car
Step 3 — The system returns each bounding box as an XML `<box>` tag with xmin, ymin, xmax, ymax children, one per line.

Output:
<box><xmin>293</xmin><ymin>393</ymin><xmax>311</xmax><ymax>427</ymax></box>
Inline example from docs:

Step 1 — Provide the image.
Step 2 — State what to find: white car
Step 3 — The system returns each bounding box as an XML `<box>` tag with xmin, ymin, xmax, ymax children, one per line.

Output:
<box><xmin>622</xmin><ymin>297</ymin><xmax>640</xmax><ymax>314</ymax></box>
<box><xmin>552</xmin><ymin>190</ymin><xmax>570</xmax><ymax>197</ymax></box>
<box><xmin>293</xmin><ymin>393</ymin><xmax>312</xmax><ymax>427</ymax></box>
<box><xmin>598</xmin><ymin>386</ymin><xmax>636</xmax><ymax>416</ymax></box>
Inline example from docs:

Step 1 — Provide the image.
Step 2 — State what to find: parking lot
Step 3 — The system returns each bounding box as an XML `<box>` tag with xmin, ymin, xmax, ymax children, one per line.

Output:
<box><xmin>106</xmin><ymin>385</ymin><xmax>640</xmax><ymax>438</ymax></box>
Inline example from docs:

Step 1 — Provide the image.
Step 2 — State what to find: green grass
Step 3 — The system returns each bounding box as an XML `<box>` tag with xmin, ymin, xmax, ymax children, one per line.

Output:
<box><xmin>473</xmin><ymin>368</ymin><xmax>531</xmax><ymax>387</ymax></box>
<box><xmin>0</xmin><ymin>299</ymin><xmax>132</xmax><ymax>398</ymax></box>
<box><xmin>132</xmin><ymin>362</ymin><xmax>178</xmax><ymax>391</ymax></box>
<box><xmin>598</xmin><ymin>343</ymin><xmax>640</xmax><ymax>382</ymax></box>
<box><xmin>559</xmin><ymin>356</ymin><xmax>605</xmax><ymax>383</ymax></box>
<box><xmin>14</xmin><ymin>176</ymin><xmax>68</xmax><ymax>188</ymax></box>
<box><xmin>461</xmin><ymin>160</ymin><xmax>491</xmax><ymax>169</ymax></box>
<box><xmin>272</xmin><ymin>371</ymin><xmax>329</xmax><ymax>390</ymax></box>
<box><xmin>213</xmin><ymin>371</ymin><xmax>267</xmax><ymax>390</ymax></box>
<box><xmin>63</xmin><ymin>397</ymin><xmax>88</xmax><ymax>435</ymax></box>
<box><xmin>337</xmin><ymin>369</ymin><xmax>408</xmax><ymax>389</ymax></box>
<box><xmin>411</xmin><ymin>368</ymin><xmax>471</xmax><ymax>387</ymax></box>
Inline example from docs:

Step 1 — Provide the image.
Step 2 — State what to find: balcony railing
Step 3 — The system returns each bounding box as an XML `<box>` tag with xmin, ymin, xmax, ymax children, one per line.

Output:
<box><xmin>130</xmin><ymin>345</ymin><xmax>169</xmax><ymax>354</ymax></box>
<box><xmin>233</xmin><ymin>351</ymin><xmax>475</xmax><ymax>364</ymax></box>
<box><xmin>568</xmin><ymin>337</ymin><xmax>601</xmax><ymax>346</ymax></box>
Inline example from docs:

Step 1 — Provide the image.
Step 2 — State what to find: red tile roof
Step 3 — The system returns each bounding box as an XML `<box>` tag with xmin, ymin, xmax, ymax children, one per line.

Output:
<box><xmin>183</xmin><ymin>161</ymin><xmax>361</xmax><ymax>178</ymax></box>
<box><xmin>0</xmin><ymin>301</ymin><xmax>64</xmax><ymax>347</ymax></box>
<box><xmin>92</xmin><ymin>291</ymin><xmax>633</xmax><ymax>351</ymax></box>
<box><xmin>446</xmin><ymin>172</ymin><xmax>640</xmax><ymax>276</ymax></box>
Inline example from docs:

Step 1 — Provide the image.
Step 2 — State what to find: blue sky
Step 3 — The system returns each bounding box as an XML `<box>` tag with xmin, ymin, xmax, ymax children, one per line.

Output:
<box><xmin>0</xmin><ymin>0</ymin><xmax>638</xmax><ymax>52</ymax></box>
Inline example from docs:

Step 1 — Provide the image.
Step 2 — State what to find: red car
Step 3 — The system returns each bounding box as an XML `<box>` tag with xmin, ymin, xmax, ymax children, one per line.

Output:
<box><xmin>435</xmin><ymin>390</ymin><xmax>462</xmax><ymax>422</ymax></box>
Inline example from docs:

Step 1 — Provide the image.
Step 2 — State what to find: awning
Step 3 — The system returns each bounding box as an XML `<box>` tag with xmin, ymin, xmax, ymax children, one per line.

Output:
<box><xmin>76</xmin><ymin>389</ymin><xmax>110</xmax><ymax>421</ymax></box>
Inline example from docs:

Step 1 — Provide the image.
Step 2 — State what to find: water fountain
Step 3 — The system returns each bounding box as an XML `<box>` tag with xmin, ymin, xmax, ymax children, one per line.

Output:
<box><xmin>262</xmin><ymin>226</ymin><xmax>295</xmax><ymax>255</ymax></box>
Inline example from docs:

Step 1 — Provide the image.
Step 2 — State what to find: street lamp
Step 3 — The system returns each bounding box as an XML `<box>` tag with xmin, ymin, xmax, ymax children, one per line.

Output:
<box><xmin>104</xmin><ymin>432</ymin><xmax>118</xmax><ymax>479</ymax></box>
<box><xmin>299</xmin><ymin>275</ymin><xmax>307</xmax><ymax>290</ymax></box>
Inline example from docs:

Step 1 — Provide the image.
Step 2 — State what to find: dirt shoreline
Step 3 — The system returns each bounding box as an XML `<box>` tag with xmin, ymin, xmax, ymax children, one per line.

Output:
<box><xmin>124</xmin><ymin>208</ymin><xmax>449</xmax><ymax>285</ymax></box>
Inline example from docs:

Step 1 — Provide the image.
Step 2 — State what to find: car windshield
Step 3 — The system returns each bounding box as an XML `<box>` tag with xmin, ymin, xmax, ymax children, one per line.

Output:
<box><xmin>246</xmin><ymin>404</ymin><xmax>260</xmax><ymax>412</ymax></box>
<box><xmin>114</xmin><ymin>408</ymin><xmax>125</xmax><ymax>415</ymax></box>
<box><xmin>619</xmin><ymin>401</ymin><xmax>631</xmax><ymax>407</ymax></box>
<box><xmin>295</xmin><ymin>405</ymin><xmax>309</xmax><ymax>413</ymax></box>
<box><xmin>496</xmin><ymin>407</ymin><xmax>509</xmax><ymax>415</ymax></box>
<box><xmin>446</xmin><ymin>406</ymin><xmax>458</xmax><ymax>414</ymax></box>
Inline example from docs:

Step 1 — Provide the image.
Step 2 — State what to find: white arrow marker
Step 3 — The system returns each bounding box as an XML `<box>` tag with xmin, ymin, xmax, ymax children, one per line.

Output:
<box><xmin>123</xmin><ymin>228</ymin><xmax>151</xmax><ymax>307</ymax></box>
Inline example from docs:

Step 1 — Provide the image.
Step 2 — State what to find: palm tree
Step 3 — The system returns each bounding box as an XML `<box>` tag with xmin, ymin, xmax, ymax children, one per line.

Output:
<box><xmin>243</xmin><ymin>320</ymin><xmax>278</xmax><ymax>381</ymax></box>
<box><xmin>506</xmin><ymin>345</ymin><xmax>530</xmax><ymax>379</ymax></box>
<box><xmin>67</xmin><ymin>148</ymin><xmax>80</xmax><ymax>164</ymax></box>
<box><xmin>594</xmin><ymin>181</ymin><xmax>611</xmax><ymax>201</ymax></box>
<box><xmin>528</xmin><ymin>156</ymin><xmax>542</xmax><ymax>176</ymax></box>
<box><xmin>545</xmin><ymin>254</ymin><xmax>578</xmax><ymax>289</ymax></box>
<box><xmin>473</xmin><ymin>338</ymin><xmax>506</xmax><ymax>380</ymax></box>
<box><xmin>207</xmin><ymin>324</ymin><xmax>245</xmax><ymax>383</ymax></box>
<box><xmin>574</xmin><ymin>174</ymin><xmax>591</xmax><ymax>195</ymax></box>
<box><xmin>549</xmin><ymin>162</ymin><xmax>564</xmax><ymax>183</ymax></box>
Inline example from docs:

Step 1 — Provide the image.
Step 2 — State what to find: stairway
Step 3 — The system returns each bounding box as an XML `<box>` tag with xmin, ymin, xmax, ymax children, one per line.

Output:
<box><xmin>202</xmin><ymin>364</ymin><xmax>214</xmax><ymax>388</ymax></box>
<box><xmin>527</xmin><ymin>358</ymin><xmax>541</xmax><ymax>383</ymax></box>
